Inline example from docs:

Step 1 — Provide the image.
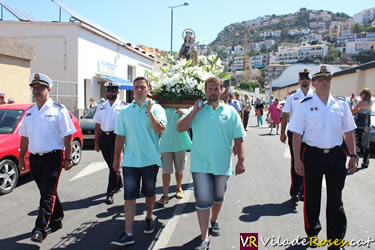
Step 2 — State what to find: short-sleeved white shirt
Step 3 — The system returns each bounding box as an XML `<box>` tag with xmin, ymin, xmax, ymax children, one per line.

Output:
<box><xmin>282</xmin><ymin>88</ymin><xmax>314</xmax><ymax>123</ymax></box>
<box><xmin>288</xmin><ymin>93</ymin><xmax>356</xmax><ymax>149</ymax></box>
<box><xmin>93</xmin><ymin>99</ymin><xmax>126</xmax><ymax>132</ymax></box>
<box><xmin>19</xmin><ymin>98</ymin><xmax>76</xmax><ymax>154</ymax></box>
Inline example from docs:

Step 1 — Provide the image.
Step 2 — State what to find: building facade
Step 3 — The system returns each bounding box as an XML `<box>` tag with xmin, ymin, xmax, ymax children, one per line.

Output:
<box><xmin>0</xmin><ymin>38</ymin><xmax>34</xmax><ymax>104</ymax></box>
<box><xmin>0</xmin><ymin>21</ymin><xmax>155</xmax><ymax>116</ymax></box>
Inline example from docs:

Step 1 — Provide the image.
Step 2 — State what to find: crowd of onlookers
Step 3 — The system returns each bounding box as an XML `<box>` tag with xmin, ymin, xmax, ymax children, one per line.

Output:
<box><xmin>225</xmin><ymin>92</ymin><xmax>283</xmax><ymax>134</ymax></box>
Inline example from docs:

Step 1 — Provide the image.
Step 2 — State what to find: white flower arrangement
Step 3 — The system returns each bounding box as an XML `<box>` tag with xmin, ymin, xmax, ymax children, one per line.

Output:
<box><xmin>147</xmin><ymin>55</ymin><xmax>230</xmax><ymax>101</ymax></box>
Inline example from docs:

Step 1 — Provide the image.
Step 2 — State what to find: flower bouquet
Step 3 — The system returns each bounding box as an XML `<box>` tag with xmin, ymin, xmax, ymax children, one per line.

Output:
<box><xmin>147</xmin><ymin>54</ymin><xmax>230</xmax><ymax>108</ymax></box>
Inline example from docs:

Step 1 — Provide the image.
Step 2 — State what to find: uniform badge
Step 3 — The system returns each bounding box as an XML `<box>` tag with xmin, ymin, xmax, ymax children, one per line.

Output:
<box><xmin>34</xmin><ymin>73</ymin><xmax>40</xmax><ymax>81</ymax></box>
<box><xmin>26</xmin><ymin>113</ymin><xmax>31</xmax><ymax>116</ymax></box>
<box><xmin>293</xmin><ymin>97</ymin><xmax>299</xmax><ymax>100</ymax></box>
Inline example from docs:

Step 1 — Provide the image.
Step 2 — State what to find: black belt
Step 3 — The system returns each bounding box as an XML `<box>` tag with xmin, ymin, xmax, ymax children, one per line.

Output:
<box><xmin>31</xmin><ymin>150</ymin><xmax>61</xmax><ymax>157</ymax></box>
<box><xmin>304</xmin><ymin>144</ymin><xmax>342</xmax><ymax>154</ymax></box>
<box><xmin>101</xmin><ymin>130</ymin><xmax>114</xmax><ymax>135</ymax></box>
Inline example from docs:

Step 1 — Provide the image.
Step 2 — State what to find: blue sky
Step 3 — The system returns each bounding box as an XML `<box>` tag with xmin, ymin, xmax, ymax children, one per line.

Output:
<box><xmin>1</xmin><ymin>0</ymin><xmax>374</xmax><ymax>52</ymax></box>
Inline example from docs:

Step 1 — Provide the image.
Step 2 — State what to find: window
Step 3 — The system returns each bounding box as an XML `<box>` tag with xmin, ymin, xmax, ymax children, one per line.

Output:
<box><xmin>127</xmin><ymin>65</ymin><xmax>136</xmax><ymax>82</ymax></box>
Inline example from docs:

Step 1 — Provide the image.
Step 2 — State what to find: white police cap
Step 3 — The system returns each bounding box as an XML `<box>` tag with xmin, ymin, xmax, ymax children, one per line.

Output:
<box><xmin>30</xmin><ymin>73</ymin><xmax>53</xmax><ymax>88</ymax></box>
<box><xmin>104</xmin><ymin>81</ymin><xmax>120</xmax><ymax>87</ymax></box>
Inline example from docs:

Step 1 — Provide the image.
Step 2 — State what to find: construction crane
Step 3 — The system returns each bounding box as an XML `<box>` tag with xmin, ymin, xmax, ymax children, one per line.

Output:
<box><xmin>236</xmin><ymin>25</ymin><xmax>259</xmax><ymax>82</ymax></box>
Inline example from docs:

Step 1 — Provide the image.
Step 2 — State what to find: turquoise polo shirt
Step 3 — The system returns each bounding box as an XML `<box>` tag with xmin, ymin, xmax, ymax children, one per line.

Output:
<box><xmin>184</xmin><ymin>102</ymin><xmax>245</xmax><ymax>175</ymax></box>
<box><xmin>160</xmin><ymin>108</ymin><xmax>192</xmax><ymax>153</ymax></box>
<box><xmin>115</xmin><ymin>101</ymin><xmax>167</xmax><ymax>167</ymax></box>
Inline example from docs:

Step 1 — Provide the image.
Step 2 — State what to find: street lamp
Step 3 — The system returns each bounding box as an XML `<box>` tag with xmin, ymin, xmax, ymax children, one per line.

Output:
<box><xmin>169</xmin><ymin>2</ymin><xmax>189</xmax><ymax>54</ymax></box>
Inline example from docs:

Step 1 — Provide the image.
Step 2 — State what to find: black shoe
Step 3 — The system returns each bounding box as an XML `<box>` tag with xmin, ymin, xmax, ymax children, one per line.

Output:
<box><xmin>110</xmin><ymin>232</ymin><xmax>135</xmax><ymax>246</ymax></box>
<box><xmin>361</xmin><ymin>163</ymin><xmax>368</xmax><ymax>168</ymax></box>
<box><xmin>209</xmin><ymin>220</ymin><xmax>220</xmax><ymax>236</ymax></box>
<box><xmin>195</xmin><ymin>239</ymin><xmax>210</xmax><ymax>250</ymax></box>
<box><xmin>31</xmin><ymin>230</ymin><xmax>45</xmax><ymax>243</ymax></box>
<box><xmin>45</xmin><ymin>221</ymin><xmax>63</xmax><ymax>234</ymax></box>
<box><xmin>144</xmin><ymin>218</ymin><xmax>154</xmax><ymax>234</ymax></box>
<box><xmin>298</xmin><ymin>192</ymin><xmax>304</xmax><ymax>202</ymax></box>
<box><xmin>291</xmin><ymin>195</ymin><xmax>299</xmax><ymax>202</ymax></box>
<box><xmin>105</xmin><ymin>195</ymin><xmax>114</xmax><ymax>205</ymax></box>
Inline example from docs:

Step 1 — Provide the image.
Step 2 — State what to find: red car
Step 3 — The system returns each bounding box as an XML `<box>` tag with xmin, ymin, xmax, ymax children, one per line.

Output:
<box><xmin>0</xmin><ymin>104</ymin><xmax>83</xmax><ymax>195</ymax></box>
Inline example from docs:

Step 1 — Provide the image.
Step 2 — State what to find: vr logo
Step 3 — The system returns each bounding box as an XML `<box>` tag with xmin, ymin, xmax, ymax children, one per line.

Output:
<box><xmin>240</xmin><ymin>233</ymin><xmax>258</xmax><ymax>250</ymax></box>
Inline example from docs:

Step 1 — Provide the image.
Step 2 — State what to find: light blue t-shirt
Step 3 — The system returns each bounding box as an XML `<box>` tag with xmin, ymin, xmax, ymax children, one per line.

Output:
<box><xmin>115</xmin><ymin>101</ymin><xmax>167</xmax><ymax>167</ymax></box>
<box><xmin>160</xmin><ymin>108</ymin><xmax>192</xmax><ymax>153</ymax></box>
<box><xmin>184</xmin><ymin>102</ymin><xmax>246</xmax><ymax>175</ymax></box>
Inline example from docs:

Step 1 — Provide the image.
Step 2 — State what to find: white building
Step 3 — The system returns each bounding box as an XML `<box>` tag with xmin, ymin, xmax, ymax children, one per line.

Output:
<box><xmin>299</xmin><ymin>33</ymin><xmax>323</xmax><ymax>44</ymax></box>
<box><xmin>353</xmin><ymin>7</ymin><xmax>375</xmax><ymax>25</ymax></box>
<box><xmin>0</xmin><ymin>21</ymin><xmax>155</xmax><ymax>116</ymax></box>
<box><xmin>232</xmin><ymin>56</ymin><xmax>251</xmax><ymax>71</ymax></box>
<box><xmin>233</xmin><ymin>45</ymin><xmax>245</xmax><ymax>56</ymax></box>
<box><xmin>298</xmin><ymin>44</ymin><xmax>329</xmax><ymax>61</ymax></box>
<box><xmin>346</xmin><ymin>41</ymin><xmax>375</xmax><ymax>54</ymax></box>
<box><xmin>256</xmin><ymin>40</ymin><xmax>275</xmax><ymax>50</ymax></box>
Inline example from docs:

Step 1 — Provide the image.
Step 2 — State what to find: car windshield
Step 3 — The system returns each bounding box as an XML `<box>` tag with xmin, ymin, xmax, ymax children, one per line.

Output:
<box><xmin>84</xmin><ymin>107</ymin><xmax>97</xmax><ymax>119</ymax></box>
<box><xmin>0</xmin><ymin>110</ymin><xmax>24</xmax><ymax>134</ymax></box>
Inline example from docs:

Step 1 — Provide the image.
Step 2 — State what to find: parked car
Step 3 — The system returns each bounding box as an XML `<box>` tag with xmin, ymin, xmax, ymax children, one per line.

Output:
<box><xmin>79</xmin><ymin>106</ymin><xmax>97</xmax><ymax>146</ymax></box>
<box><xmin>0</xmin><ymin>104</ymin><xmax>83</xmax><ymax>195</ymax></box>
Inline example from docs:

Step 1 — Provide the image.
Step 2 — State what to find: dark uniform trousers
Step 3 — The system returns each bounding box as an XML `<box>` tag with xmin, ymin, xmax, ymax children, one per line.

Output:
<box><xmin>29</xmin><ymin>151</ymin><xmax>64</xmax><ymax>234</ymax></box>
<box><xmin>243</xmin><ymin>111</ymin><xmax>250</xmax><ymax>129</ymax></box>
<box><xmin>287</xmin><ymin>130</ymin><xmax>304</xmax><ymax>197</ymax></box>
<box><xmin>100</xmin><ymin>131</ymin><xmax>123</xmax><ymax>195</ymax></box>
<box><xmin>302</xmin><ymin>143</ymin><xmax>347</xmax><ymax>242</ymax></box>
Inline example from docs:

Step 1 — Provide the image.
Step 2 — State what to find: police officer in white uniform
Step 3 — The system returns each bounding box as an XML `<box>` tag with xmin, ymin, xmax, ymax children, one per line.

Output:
<box><xmin>19</xmin><ymin>73</ymin><xmax>76</xmax><ymax>243</ymax></box>
<box><xmin>289</xmin><ymin>66</ymin><xmax>357</xmax><ymax>250</ymax></box>
<box><xmin>93</xmin><ymin>81</ymin><xmax>126</xmax><ymax>204</ymax></box>
<box><xmin>280</xmin><ymin>69</ymin><xmax>313</xmax><ymax>201</ymax></box>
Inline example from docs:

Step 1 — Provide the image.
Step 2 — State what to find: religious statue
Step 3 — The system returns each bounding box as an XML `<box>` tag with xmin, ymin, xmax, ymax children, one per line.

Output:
<box><xmin>178</xmin><ymin>28</ymin><xmax>199</xmax><ymax>66</ymax></box>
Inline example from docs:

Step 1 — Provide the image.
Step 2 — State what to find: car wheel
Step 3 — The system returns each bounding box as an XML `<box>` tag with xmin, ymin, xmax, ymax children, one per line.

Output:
<box><xmin>0</xmin><ymin>159</ymin><xmax>19</xmax><ymax>195</ymax></box>
<box><xmin>72</xmin><ymin>140</ymin><xmax>82</xmax><ymax>166</ymax></box>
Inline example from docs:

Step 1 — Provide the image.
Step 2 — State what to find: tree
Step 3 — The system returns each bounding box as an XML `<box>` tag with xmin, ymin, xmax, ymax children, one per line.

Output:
<box><xmin>323</xmin><ymin>47</ymin><xmax>341</xmax><ymax>63</ymax></box>
<box><xmin>260</xmin><ymin>44</ymin><xmax>267</xmax><ymax>53</ymax></box>
<box><xmin>217</xmin><ymin>49</ymin><xmax>228</xmax><ymax>60</ymax></box>
<box><xmin>352</xmin><ymin>50</ymin><xmax>375</xmax><ymax>64</ymax></box>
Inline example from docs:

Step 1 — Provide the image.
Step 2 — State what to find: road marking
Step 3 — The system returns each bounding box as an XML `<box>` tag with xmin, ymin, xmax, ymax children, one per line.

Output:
<box><xmin>322</xmin><ymin>178</ymin><xmax>326</xmax><ymax>189</ymax></box>
<box><xmin>284</xmin><ymin>147</ymin><xmax>290</xmax><ymax>158</ymax></box>
<box><xmin>69</xmin><ymin>162</ymin><xmax>107</xmax><ymax>181</ymax></box>
<box><xmin>151</xmin><ymin>183</ymin><xmax>194</xmax><ymax>250</ymax></box>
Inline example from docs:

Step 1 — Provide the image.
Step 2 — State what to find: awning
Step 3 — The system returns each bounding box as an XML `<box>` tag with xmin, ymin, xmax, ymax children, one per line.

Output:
<box><xmin>97</xmin><ymin>74</ymin><xmax>133</xmax><ymax>90</ymax></box>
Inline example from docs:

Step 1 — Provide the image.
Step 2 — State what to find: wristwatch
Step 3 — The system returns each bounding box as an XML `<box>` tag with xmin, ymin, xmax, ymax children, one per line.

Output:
<box><xmin>64</xmin><ymin>158</ymin><xmax>73</xmax><ymax>162</ymax></box>
<box><xmin>349</xmin><ymin>154</ymin><xmax>357</xmax><ymax>158</ymax></box>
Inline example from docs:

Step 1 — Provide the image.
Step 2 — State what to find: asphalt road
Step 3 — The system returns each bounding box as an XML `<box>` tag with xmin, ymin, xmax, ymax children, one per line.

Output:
<box><xmin>1</xmin><ymin>114</ymin><xmax>374</xmax><ymax>250</ymax></box>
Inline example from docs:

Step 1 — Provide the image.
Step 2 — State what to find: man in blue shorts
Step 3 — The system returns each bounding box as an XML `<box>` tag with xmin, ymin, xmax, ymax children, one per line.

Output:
<box><xmin>110</xmin><ymin>77</ymin><xmax>167</xmax><ymax>247</ymax></box>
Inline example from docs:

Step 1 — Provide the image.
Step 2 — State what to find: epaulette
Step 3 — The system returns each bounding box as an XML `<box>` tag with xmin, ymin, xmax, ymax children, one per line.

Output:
<box><xmin>289</xmin><ymin>89</ymin><xmax>297</xmax><ymax>95</ymax></box>
<box><xmin>334</xmin><ymin>96</ymin><xmax>346</xmax><ymax>102</ymax></box>
<box><xmin>54</xmin><ymin>102</ymin><xmax>66</xmax><ymax>108</ymax></box>
<box><xmin>300</xmin><ymin>97</ymin><xmax>312</xmax><ymax>103</ymax></box>
<box><xmin>27</xmin><ymin>103</ymin><xmax>35</xmax><ymax>110</ymax></box>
